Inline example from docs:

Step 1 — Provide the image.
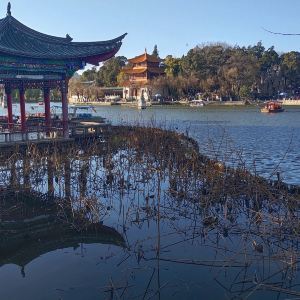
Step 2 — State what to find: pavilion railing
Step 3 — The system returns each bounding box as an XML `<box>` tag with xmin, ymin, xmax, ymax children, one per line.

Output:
<box><xmin>0</xmin><ymin>119</ymin><xmax>110</xmax><ymax>144</ymax></box>
<box><xmin>0</xmin><ymin>120</ymin><xmax>67</xmax><ymax>143</ymax></box>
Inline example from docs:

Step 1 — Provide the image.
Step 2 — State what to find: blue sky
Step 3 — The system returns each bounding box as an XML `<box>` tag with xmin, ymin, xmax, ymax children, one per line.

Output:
<box><xmin>3</xmin><ymin>0</ymin><xmax>300</xmax><ymax>59</ymax></box>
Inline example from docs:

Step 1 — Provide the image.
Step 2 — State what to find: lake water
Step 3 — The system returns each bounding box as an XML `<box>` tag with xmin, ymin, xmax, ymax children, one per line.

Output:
<box><xmin>1</xmin><ymin>104</ymin><xmax>299</xmax><ymax>184</ymax></box>
<box><xmin>94</xmin><ymin>105</ymin><xmax>300</xmax><ymax>185</ymax></box>
<box><xmin>1</xmin><ymin>104</ymin><xmax>300</xmax><ymax>300</ymax></box>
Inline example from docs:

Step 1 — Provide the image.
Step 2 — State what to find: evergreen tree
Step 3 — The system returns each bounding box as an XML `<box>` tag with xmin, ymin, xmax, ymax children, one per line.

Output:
<box><xmin>152</xmin><ymin>45</ymin><xmax>159</xmax><ymax>58</ymax></box>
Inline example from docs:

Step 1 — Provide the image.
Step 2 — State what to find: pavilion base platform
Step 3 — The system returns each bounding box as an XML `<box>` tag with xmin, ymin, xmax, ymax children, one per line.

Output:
<box><xmin>0</xmin><ymin>121</ymin><xmax>112</xmax><ymax>157</ymax></box>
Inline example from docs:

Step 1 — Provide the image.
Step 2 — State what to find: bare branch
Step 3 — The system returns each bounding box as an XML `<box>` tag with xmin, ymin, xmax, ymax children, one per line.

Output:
<box><xmin>262</xmin><ymin>27</ymin><xmax>300</xmax><ymax>36</ymax></box>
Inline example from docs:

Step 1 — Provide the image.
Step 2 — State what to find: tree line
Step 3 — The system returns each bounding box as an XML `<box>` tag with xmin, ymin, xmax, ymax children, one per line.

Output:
<box><xmin>72</xmin><ymin>42</ymin><xmax>300</xmax><ymax>101</ymax></box>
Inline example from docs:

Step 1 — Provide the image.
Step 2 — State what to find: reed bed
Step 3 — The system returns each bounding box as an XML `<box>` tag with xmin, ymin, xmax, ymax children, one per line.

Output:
<box><xmin>0</xmin><ymin>125</ymin><xmax>300</xmax><ymax>299</ymax></box>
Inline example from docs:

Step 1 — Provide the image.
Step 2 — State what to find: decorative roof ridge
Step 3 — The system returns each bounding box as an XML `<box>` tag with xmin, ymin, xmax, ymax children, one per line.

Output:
<box><xmin>7</xmin><ymin>2</ymin><xmax>11</xmax><ymax>17</ymax></box>
<box><xmin>0</xmin><ymin>4</ymin><xmax>127</xmax><ymax>62</ymax></box>
<box><xmin>0</xmin><ymin>15</ymin><xmax>127</xmax><ymax>47</ymax></box>
<box><xmin>72</xmin><ymin>33</ymin><xmax>127</xmax><ymax>46</ymax></box>
<box><xmin>128</xmin><ymin>52</ymin><xmax>160</xmax><ymax>63</ymax></box>
<box><xmin>0</xmin><ymin>15</ymin><xmax>127</xmax><ymax>46</ymax></box>
<box><xmin>0</xmin><ymin>15</ymin><xmax>72</xmax><ymax>44</ymax></box>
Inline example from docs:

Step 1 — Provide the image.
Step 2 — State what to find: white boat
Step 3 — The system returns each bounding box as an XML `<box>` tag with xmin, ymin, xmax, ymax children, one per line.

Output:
<box><xmin>69</xmin><ymin>105</ymin><xmax>97</xmax><ymax>119</ymax></box>
<box><xmin>51</xmin><ymin>105</ymin><xmax>97</xmax><ymax>120</ymax></box>
<box><xmin>190</xmin><ymin>100</ymin><xmax>205</xmax><ymax>107</ymax></box>
<box><xmin>104</xmin><ymin>95</ymin><xmax>120</xmax><ymax>103</ymax></box>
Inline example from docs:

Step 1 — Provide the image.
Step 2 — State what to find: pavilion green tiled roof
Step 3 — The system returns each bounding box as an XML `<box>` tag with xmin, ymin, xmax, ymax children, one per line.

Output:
<box><xmin>0</xmin><ymin>8</ymin><xmax>126</xmax><ymax>64</ymax></box>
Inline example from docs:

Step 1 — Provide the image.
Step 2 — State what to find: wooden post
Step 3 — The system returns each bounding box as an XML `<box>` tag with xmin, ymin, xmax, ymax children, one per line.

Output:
<box><xmin>44</xmin><ymin>86</ymin><xmax>51</xmax><ymax>134</ymax></box>
<box><xmin>19</xmin><ymin>85</ymin><xmax>26</xmax><ymax>133</ymax></box>
<box><xmin>60</xmin><ymin>80</ymin><xmax>69</xmax><ymax>138</ymax></box>
<box><xmin>5</xmin><ymin>84</ymin><xmax>13</xmax><ymax>129</ymax></box>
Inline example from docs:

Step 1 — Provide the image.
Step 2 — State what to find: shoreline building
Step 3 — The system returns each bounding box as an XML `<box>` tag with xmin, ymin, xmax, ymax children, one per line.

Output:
<box><xmin>122</xmin><ymin>51</ymin><xmax>165</xmax><ymax>101</ymax></box>
<box><xmin>0</xmin><ymin>2</ymin><xmax>126</xmax><ymax>137</ymax></box>
<box><xmin>69</xmin><ymin>80</ymin><xmax>123</xmax><ymax>103</ymax></box>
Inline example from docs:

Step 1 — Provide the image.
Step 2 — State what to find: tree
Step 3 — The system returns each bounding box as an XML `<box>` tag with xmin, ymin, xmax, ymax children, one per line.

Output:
<box><xmin>78</xmin><ymin>41</ymin><xmax>300</xmax><ymax>101</ymax></box>
<box><xmin>164</xmin><ymin>55</ymin><xmax>182</xmax><ymax>77</ymax></box>
<box><xmin>117</xmin><ymin>70</ymin><xmax>128</xmax><ymax>86</ymax></box>
<box><xmin>248</xmin><ymin>41</ymin><xmax>265</xmax><ymax>60</ymax></box>
<box><xmin>81</xmin><ymin>56</ymin><xmax>127</xmax><ymax>87</ymax></box>
<box><xmin>258</xmin><ymin>46</ymin><xmax>280</xmax><ymax>98</ymax></box>
<box><xmin>51</xmin><ymin>89</ymin><xmax>61</xmax><ymax>102</ymax></box>
<box><xmin>25</xmin><ymin>89</ymin><xmax>42</xmax><ymax>101</ymax></box>
<box><xmin>239</xmin><ymin>85</ymin><xmax>251</xmax><ymax>99</ymax></box>
<box><xmin>82</xmin><ymin>67</ymin><xmax>97</xmax><ymax>82</ymax></box>
<box><xmin>221</xmin><ymin>49</ymin><xmax>259</xmax><ymax>99</ymax></box>
<box><xmin>152</xmin><ymin>45</ymin><xmax>159</xmax><ymax>58</ymax></box>
<box><xmin>280</xmin><ymin>51</ymin><xmax>300</xmax><ymax>94</ymax></box>
<box><xmin>97</xmin><ymin>56</ymin><xmax>127</xmax><ymax>87</ymax></box>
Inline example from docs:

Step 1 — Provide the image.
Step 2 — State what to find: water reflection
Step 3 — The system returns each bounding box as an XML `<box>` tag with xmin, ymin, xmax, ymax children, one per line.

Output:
<box><xmin>0</xmin><ymin>126</ymin><xmax>300</xmax><ymax>299</ymax></box>
<box><xmin>0</xmin><ymin>189</ymin><xmax>125</xmax><ymax>276</ymax></box>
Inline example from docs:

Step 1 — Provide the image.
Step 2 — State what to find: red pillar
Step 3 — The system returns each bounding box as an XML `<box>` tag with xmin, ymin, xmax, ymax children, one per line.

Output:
<box><xmin>44</xmin><ymin>87</ymin><xmax>51</xmax><ymax>131</ymax></box>
<box><xmin>19</xmin><ymin>86</ymin><xmax>26</xmax><ymax>132</ymax></box>
<box><xmin>5</xmin><ymin>84</ymin><xmax>13</xmax><ymax>128</ymax></box>
<box><xmin>61</xmin><ymin>80</ymin><xmax>69</xmax><ymax>138</ymax></box>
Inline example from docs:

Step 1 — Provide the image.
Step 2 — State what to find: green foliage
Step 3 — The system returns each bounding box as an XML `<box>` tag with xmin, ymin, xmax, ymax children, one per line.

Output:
<box><xmin>150</xmin><ymin>42</ymin><xmax>300</xmax><ymax>100</ymax></box>
<box><xmin>81</xmin><ymin>67</ymin><xmax>97</xmax><ymax>82</ymax></box>
<box><xmin>25</xmin><ymin>89</ymin><xmax>42</xmax><ymax>101</ymax></box>
<box><xmin>117</xmin><ymin>71</ymin><xmax>128</xmax><ymax>86</ymax></box>
<box><xmin>97</xmin><ymin>56</ymin><xmax>127</xmax><ymax>87</ymax></box>
<box><xmin>78</xmin><ymin>42</ymin><xmax>300</xmax><ymax>101</ymax></box>
<box><xmin>12</xmin><ymin>89</ymin><xmax>19</xmax><ymax>102</ymax></box>
<box><xmin>152</xmin><ymin>45</ymin><xmax>159</xmax><ymax>58</ymax></box>
<box><xmin>51</xmin><ymin>89</ymin><xmax>61</xmax><ymax>102</ymax></box>
<box><xmin>164</xmin><ymin>55</ymin><xmax>182</xmax><ymax>77</ymax></box>
<box><xmin>221</xmin><ymin>48</ymin><xmax>259</xmax><ymax>99</ymax></box>
<box><xmin>239</xmin><ymin>85</ymin><xmax>252</xmax><ymax>99</ymax></box>
<box><xmin>81</xmin><ymin>56</ymin><xmax>127</xmax><ymax>87</ymax></box>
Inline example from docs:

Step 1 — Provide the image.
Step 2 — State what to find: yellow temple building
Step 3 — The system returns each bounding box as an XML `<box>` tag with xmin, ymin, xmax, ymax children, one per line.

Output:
<box><xmin>122</xmin><ymin>51</ymin><xmax>165</xmax><ymax>100</ymax></box>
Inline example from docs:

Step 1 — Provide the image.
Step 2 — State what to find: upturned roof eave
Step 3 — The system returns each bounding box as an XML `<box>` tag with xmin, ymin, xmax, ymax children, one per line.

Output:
<box><xmin>0</xmin><ymin>14</ymin><xmax>127</xmax><ymax>61</ymax></box>
<box><xmin>0</xmin><ymin>15</ymin><xmax>128</xmax><ymax>46</ymax></box>
<box><xmin>128</xmin><ymin>53</ymin><xmax>161</xmax><ymax>64</ymax></box>
<box><xmin>0</xmin><ymin>41</ymin><xmax>124</xmax><ymax>61</ymax></box>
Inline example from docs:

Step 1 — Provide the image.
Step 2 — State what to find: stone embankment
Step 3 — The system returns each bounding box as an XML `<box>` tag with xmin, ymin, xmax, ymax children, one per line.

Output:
<box><xmin>282</xmin><ymin>100</ymin><xmax>300</xmax><ymax>106</ymax></box>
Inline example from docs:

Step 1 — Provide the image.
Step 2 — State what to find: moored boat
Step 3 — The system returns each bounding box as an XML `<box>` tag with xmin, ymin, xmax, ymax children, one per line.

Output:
<box><xmin>69</xmin><ymin>105</ymin><xmax>97</xmax><ymax>119</ymax></box>
<box><xmin>190</xmin><ymin>99</ymin><xmax>205</xmax><ymax>107</ymax></box>
<box><xmin>261</xmin><ymin>101</ymin><xmax>284</xmax><ymax>113</ymax></box>
<box><xmin>51</xmin><ymin>105</ymin><xmax>97</xmax><ymax>120</ymax></box>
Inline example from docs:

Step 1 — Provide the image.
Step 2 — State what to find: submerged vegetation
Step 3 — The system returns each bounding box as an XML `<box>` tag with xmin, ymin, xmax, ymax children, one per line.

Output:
<box><xmin>1</xmin><ymin>126</ymin><xmax>300</xmax><ymax>298</ymax></box>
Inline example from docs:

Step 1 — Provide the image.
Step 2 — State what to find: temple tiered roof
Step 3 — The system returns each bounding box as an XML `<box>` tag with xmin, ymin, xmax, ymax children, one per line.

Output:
<box><xmin>128</xmin><ymin>53</ymin><xmax>161</xmax><ymax>64</ymax></box>
<box><xmin>123</xmin><ymin>51</ymin><xmax>165</xmax><ymax>83</ymax></box>
<box><xmin>123</xmin><ymin>66</ymin><xmax>165</xmax><ymax>75</ymax></box>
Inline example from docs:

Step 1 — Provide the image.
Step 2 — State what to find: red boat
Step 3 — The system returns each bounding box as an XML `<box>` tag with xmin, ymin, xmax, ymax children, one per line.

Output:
<box><xmin>261</xmin><ymin>101</ymin><xmax>284</xmax><ymax>113</ymax></box>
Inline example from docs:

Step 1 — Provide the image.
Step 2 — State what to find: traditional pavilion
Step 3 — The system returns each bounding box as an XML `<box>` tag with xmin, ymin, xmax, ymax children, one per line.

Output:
<box><xmin>122</xmin><ymin>50</ymin><xmax>165</xmax><ymax>101</ymax></box>
<box><xmin>0</xmin><ymin>3</ymin><xmax>126</xmax><ymax>137</ymax></box>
